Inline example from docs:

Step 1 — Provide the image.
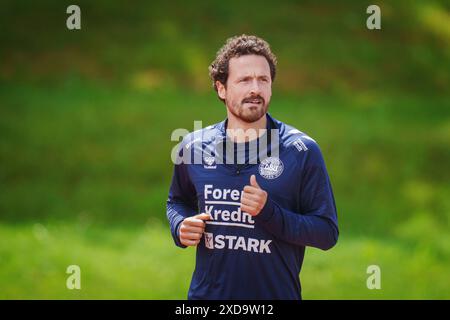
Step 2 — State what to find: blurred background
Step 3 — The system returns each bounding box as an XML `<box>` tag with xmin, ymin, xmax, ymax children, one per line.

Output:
<box><xmin>0</xmin><ymin>0</ymin><xmax>449</xmax><ymax>299</ymax></box>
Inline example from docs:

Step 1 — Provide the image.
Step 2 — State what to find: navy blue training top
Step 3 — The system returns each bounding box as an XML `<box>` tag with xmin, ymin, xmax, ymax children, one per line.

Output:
<box><xmin>166</xmin><ymin>113</ymin><xmax>338</xmax><ymax>300</ymax></box>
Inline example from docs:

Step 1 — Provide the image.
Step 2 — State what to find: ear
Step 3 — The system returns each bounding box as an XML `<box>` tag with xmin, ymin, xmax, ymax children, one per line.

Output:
<box><xmin>216</xmin><ymin>81</ymin><xmax>226</xmax><ymax>101</ymax></box>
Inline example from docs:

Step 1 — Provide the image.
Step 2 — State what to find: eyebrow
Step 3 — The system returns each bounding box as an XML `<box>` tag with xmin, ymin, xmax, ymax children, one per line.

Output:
<box><xmin>237</xmin><ymin>75</ymin><xmax>270</xmax><ymax>81</ymax></box>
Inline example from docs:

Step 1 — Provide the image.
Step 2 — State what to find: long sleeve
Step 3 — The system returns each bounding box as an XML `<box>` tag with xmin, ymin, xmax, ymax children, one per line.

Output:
<box><xmin>166</xmin><ymin>151</ymin><xmax>199</xmax><ymax>248</ymax></box>
<box><xmin>256</xmin><ymin>141</ymin><xmax>339</xmax><ymax>250</ymax></box>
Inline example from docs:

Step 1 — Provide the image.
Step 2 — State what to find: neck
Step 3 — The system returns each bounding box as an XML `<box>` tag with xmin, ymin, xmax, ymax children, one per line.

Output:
<box><xmin>226</xmin><ymin>111</ymin><xmax>267</xmax><ymax>143</ymax></box>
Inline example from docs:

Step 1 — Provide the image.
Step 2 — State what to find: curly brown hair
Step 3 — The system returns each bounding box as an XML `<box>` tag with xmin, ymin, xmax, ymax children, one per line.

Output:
<box><xmin>209</xmin><ymin>34</ymin><xmax>277</xmax><ymax>102</ymax></box>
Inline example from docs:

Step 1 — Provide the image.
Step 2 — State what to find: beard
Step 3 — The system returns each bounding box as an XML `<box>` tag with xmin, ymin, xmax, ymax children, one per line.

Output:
<box><xmin>228</xmin><ymin>95</ymin><xmax>269</xmax><ymax>123</ymax></box>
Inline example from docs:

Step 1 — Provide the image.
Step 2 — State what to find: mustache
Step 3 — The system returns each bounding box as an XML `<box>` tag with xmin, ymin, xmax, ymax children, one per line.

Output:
<box><xmin>242</xmin><ymin>95</ymin><xmax>264</xmax><ymax>104</ymax></box>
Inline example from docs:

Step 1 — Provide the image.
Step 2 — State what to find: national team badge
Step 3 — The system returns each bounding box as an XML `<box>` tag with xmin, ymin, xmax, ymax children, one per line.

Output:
<box><xmin>259</xmin><ymin>157</ymin><xmax>284</xmax><ymax>179</ymax></box>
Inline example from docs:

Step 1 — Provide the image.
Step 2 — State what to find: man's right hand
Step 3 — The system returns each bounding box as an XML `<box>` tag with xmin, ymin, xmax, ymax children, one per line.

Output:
<box><xmin>179</xmin><ymin>213</ymin><xmax>212</xmax><ymax>247</ymax></box>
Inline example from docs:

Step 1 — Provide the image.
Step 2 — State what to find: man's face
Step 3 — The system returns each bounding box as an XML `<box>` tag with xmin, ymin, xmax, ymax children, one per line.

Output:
<box><xmin>217</xmin><ymin>54</ymin><xmax>272</xmax><ymax>123</ymax></box>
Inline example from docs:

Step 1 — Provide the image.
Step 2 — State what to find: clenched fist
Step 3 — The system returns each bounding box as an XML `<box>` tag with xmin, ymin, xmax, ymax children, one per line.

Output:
<box><xmin>240</xmin><ymin>175</ymin><xmax>268</xmax><ymax>216</ymax></box>
<box><xmin>179</xmin><ymin>213</ymin><xmax>212</xmax><ymax>247</ymax></box>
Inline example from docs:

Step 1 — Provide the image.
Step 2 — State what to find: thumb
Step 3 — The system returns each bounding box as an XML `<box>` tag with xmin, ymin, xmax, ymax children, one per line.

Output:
<box><xmin>250</xmin><ymin>174</ymin><xmax>260</xmax><ymax>188</ymax></box>
<box><xmin>195</xmin><ymin>213</ymin><xmax>213</xmax><ymax>221</ymax></box>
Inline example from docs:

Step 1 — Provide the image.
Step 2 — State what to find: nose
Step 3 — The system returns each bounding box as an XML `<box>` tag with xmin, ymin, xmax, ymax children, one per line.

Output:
<box><xmin>249</xmin><ymin>79</ymin><xmax>261</xmax><ymax>95</ymax></box>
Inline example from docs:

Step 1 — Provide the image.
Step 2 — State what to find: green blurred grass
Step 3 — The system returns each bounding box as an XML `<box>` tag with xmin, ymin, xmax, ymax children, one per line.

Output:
<box><xmin>1</xmin><ymin>221</ymin><xmax>449</xmax><ymax>299</ymax></box>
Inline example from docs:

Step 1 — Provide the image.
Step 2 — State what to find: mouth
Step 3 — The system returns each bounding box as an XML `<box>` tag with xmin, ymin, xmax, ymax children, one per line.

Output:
<box><xmin>243</xmin><ymin>98</ymin><xmax>263</xmax><ymax>105</ymax></box>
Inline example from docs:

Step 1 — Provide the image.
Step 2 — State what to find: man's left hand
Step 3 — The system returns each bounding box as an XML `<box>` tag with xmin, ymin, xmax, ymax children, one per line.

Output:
<box><xmin>240</xmin><ymin>174</ymin><xmax>267</xmax><ymax>216</ymax></box>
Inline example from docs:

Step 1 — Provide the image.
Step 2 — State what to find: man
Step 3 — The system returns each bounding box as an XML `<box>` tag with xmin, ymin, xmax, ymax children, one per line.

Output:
<box><xmin>166</xmin><ymin>34</ymin><xmax>338</xmax><ymax>300</ymax></box>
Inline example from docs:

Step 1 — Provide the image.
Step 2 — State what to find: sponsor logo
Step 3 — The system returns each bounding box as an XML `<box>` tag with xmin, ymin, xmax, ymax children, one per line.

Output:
<box><xmin>204</xmin><ymin>232</ymin><xmax>214</xmax><ymax>249</ymax></box>
<box><xmin>203</xmin><ymin>232</ymin><xmax>272</xmax><ymax>253</ymax></box>
<box><xmin>203</xmin><ymin>156</ymin><xmax>216</xmax><ymax>169</ymax></box>
<box><xmin>293</xmin><ymin>138</ymin><xmax>308</xmax><ymax>152</ymax></box>
<box><xmin>203</xmin><ymin>184</ymin><xmax>255</xmax><ymax>228</ymax></box>
<box><xmin>202</xmin><ymin>185</ymin><xmax>272</xmax><ymax>254</ymax></box>
<box><xmin>259</xmin><ymin>157</ymin><xmax>284</xmax><ymax>179</ymax></box>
